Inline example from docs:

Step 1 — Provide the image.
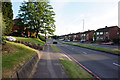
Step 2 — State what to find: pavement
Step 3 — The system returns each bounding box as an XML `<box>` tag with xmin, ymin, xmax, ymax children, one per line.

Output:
<box><xmin>69</xmin><ymin>42</ymin><xmax>119</xmax><ymax>49</ymax></box>
<box><xmin>56</xmin><ymin>42</ymin><xmax>120</xmax><ymax>79</ymax></box>
<box><xmin>31</xmin><ymin>43</ymin><xmax>69</xmax><ymax>78</ymax></box>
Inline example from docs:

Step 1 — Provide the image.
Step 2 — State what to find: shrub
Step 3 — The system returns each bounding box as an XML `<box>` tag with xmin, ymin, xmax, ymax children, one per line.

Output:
<box><xmin>38</xmin><ymin>34</ymin><xmax>46</xmax><ymax>42</ymax></box>
<box><xmin>113</xmin><ymin>38</ymin><xmax>120</xmax><ymax>44</ymax></box>
<box><xmin>31</xmin><ymin>35</ymin><xmax>35</xmax><ymax>38</ymax></box>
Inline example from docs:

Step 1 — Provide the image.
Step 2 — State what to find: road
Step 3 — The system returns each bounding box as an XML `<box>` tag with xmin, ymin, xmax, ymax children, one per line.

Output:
<box><xmin>69</xmin><ymin>42</ymin><xmax>119</xmax><ymax>49</ymax></box>
<box><xmin>56</xmin><ymin>42</ymin><xmax>119</xmax><ymax>79</ymax></box>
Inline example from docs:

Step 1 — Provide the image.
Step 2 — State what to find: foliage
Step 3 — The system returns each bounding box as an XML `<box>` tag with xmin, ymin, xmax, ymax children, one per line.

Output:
<box><xmin>6</xmin><ymin>36</ymin><xmax>45</xmax><ymax>45</ymax></box>
<box><xmin>113</xmin><ymin>38</ymin><xmax>120</xmax><ymax>44</ymax></box>
<box><xmin>17</xmin><ymin>1</ymin><xmax>56</xmax><ymax>38</ymax></box>
<box><xmin>2</xmin><ymin>41</ymin><xmax>38</xmax><ymax>78</ymax></box>
<box><xmin>31</xmin><ymin>35</ymin><xmax>35</xmax><ymax>38</ymax></box>
<box><xmin>0</xmin><ymin>13</ymin><xmax>6</xmax><ymax>36</ymax></box>
<box><xmin>51</xmin><ymin>35</ymin><xmax>59</xmax><ymax>39</ymax></box>
<box><xmin>2</xmin><ymin>1</ymin><xmax>13</xmax><ymax>35</ymax></box>
<box><xmin>70</xmin><ymin>38</ymin><xmax>73</xmax><ymax>41</ymax></box>
<box><xmin>93</xmin><ymin>31</ymin><xmax>97</xmax><ymax>42</ymax></box>
<box><xmin>38</xmin><ymin>34</ymin><xmax>46</xmax><ymax>42</ymax></box>
<box><xmin>14</xmin><ymin>18</ymin><xmax>26</xmax><ymax>34</ymax></box>
<box><xmin>60</xmin><ymin>59</ymin><xmax>93</xmax><ymax>78</ymax></box>
<box><xmin>51</xmin><ymin>45</ymin><xmax>61</xmax><ymax>52</ymax></box>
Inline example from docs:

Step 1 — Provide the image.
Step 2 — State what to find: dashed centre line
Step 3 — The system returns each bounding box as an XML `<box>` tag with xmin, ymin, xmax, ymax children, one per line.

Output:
<box><xmin>83</xmin><ymin>52</ymin><xmax>87</xmax><ymax>54</ymax></box>
<box><xmin>113</xmin><ymin>63</ymin><xmax>120</xmax><ymax>67</ymax></box>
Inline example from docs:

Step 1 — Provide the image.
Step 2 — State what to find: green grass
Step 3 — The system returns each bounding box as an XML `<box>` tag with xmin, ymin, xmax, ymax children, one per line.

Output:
<box><xmin>5</xmin><ymin>36</ymin><xmax>45</xmax><ymax>45</ymax></box>
<box><xmin>2</xmin><ymin>41</ymin><xmax>39</xmax><ymax>78</ymax></box>
<box><xmin>60</xmin><ymin>58</ymin><xmax>93</xmax><ymax>79</ymax></box>
<box><xmin>51</xmin><ymin>45</ymin><xmax>61</xmax><ymax>52</ymax></box>
<box><xmin>62</xmin><ymin>42</ymin><xmax>120</xmax><ymax>55</ymax></box>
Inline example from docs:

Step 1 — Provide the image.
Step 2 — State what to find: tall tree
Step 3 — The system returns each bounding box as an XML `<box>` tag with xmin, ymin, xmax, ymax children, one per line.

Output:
<box><xmin>2</xmin><ymin>1</ymin><xmax>13</xmax><ymax>35</ymax></box>
<box><xmin>17</xmin><ymin>1</ymin><xmax>55</xmax><ymax>38</ymax></box>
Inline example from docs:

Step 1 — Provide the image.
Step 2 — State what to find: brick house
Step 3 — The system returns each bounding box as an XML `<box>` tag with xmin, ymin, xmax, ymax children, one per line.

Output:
<box><xmin>81</xmin><ymin>30</ymin><xmax>94</xmax><ymax>42</ymax></box>
<box><xmin>12</xmin><ymin>19</ymin><xmax>20</xmax><ymax>32</ymax></box>
<box><xmin>59</xmin><ymin>35</ymin><xmax>65</xmax><ymax>40</ymax></box>
<box><xmin>12</xmin><ymin>19</ymin><xmax>35</xmax><ymax>37</ymax></box>
<box><xmin>76</xmin><ymin>32</ymin><xmax>82</xmax><ymax>41</ymax></box>
<box><xmin>96</xmin><ymin>26</ymin><xmax>119</xmax><ymax>41</ymax></box>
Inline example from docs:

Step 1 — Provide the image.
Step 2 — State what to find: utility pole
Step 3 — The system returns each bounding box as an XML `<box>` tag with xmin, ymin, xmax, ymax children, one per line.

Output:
<box><xmin>83</xmin><ymin>19</ymin><xmax>84</xmax><ymax>32</ymax></box>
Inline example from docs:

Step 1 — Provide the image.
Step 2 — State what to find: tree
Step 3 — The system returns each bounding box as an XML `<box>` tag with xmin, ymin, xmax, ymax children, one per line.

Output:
<box><xmin>94</xmin><ymin>31</ymin><xmax>97</xmax><ymax>42</ymax></box>
<box><xmin>2</xmin><ymin>1</ymin><xmax>13</xmax><ymax>35</ymax></box>
<box><xmin>0</xmin><ymin>13</ymin><xmax>6</xmax><ymax>36</ymax></box>
<box><xmin>17</xmin><ymin>1</ymin><xmax>55</xmax><ymax>38</ymax></box>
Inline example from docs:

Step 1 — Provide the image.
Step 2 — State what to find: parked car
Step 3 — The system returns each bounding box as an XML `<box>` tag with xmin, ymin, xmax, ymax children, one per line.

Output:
<box><xmin>59</xmin><ymin>39</ymin><xmax>64</xmax><ymax>41</ymax></box>
<box><xmin>81</xmin><ymin>39</ymin><xmax>85</xmax><ymax>43</ymax></box>
<box><xmin>64</xmin><ymin>40</ymin><xmax>70</xmax><ymax>42</ymax></box>
<box><xmin>73</xmin><ymin>40</ymin><xmax>77</xmax><ymax>41</ymax></box>
<box><xmin>53</xmin><ymin>39</ymin><xmax>57</xmax><ymax>44</ymax></box>
<box><xmin>6</xmin><ymin>36</ymin><xmax>16</xmax><ymax>41</ymax></box>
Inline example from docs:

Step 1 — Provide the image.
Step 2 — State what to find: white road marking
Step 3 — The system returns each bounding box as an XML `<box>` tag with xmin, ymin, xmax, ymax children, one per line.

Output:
<box><xmin>113</xmin><ymin>63</ymin><xmax>120</xmax><ymax>67</ymax></box>
<box><xmin>83</xmin><ymin>52</ymin><xmax>87</xmax><ymax>54</ymax></box>
<box><xmin>64</xmin><ymin>54</ymin><xmax>72</xmax><ymax>61</ymax></box>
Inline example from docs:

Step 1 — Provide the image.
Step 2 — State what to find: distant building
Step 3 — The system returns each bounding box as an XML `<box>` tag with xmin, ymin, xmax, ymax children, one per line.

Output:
<box><xmin>76</xmin><ymin>32</ymin><xmax>82</xmax><ymax>41</ymax></box>
<box><xmin>81</xmin><ymin>30</ymin><xmax>94</xmax><ymax>42</ymax></box>
<box><xmin>96</xmin><ymin>26</ymin><xmax>119</xmax><ymax>41</ymax></box>
<box><xmin>12</xmin><ymin>19</ymin><xmax>20</xmax><ymax>32</ymax></box>
<box><xmin>12</xmin><ymin>19</ymin><xmax>35</xmax><ymax>37</ymax></box>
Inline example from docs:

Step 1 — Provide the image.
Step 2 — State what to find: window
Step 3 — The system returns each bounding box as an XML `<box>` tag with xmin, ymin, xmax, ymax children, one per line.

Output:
<box><xmin>74</xmin><ymin>35</ymin><xmax>76</xmax><ymax>37</ymax></box>
<box><xmin>100</xmin><ymin>32</ymin><xmax>103</xmax><ymax>35</ymax></box>
<box><xmin>106</xmin><ymin>32</ymin><xmax>108</xmax><ymax>34</ymax></box>
<box><xmin>97</xmin><ymin>32</ymin><xmax>99</xmax><ymax>35</ymax></box>
<box><xmin>87</xmin><ymin>34</ymin><xmax>89</xmax><ymax>36</ymax></box>
<box><xmin>97</xmin><ymin>37</ymin><xmax>99</xmax><ymax>40</ymax></box>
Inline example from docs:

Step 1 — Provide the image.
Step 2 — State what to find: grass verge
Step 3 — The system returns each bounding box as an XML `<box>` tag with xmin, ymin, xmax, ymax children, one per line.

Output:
<box><xmin>61</xmin><ymin>42</ymin><xmax>120</xmax><ymax>55</ymax></box>
<box><xmin>50</xmin><ymin>45</ymin><xmax>61</xmax><ymax>52</ymax></box>
<box><xmin>2</xmin><ymin>41</ymin><xmax>39</xmax><ymax>78</ymax></box>
<box><xmin>5</xmin><ymin>36</ymin><xmax>45</xmax><ymax>45</ymax></box>
<box><xmin>60</xmin><ymin>58</ymin><xmax>94</xmax><ymax>79</ymax></box>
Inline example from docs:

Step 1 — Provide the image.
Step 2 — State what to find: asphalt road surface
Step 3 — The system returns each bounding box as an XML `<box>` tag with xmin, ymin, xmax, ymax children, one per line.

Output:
<box><xmin>56</xmin><ymin>42</ymin><xmax>120</xmax><ymax>79</ymax></box>
<box><xmin>69</xmin><ymin>42</ymin><xmax>119</xmax><ymax>49</ymax></box>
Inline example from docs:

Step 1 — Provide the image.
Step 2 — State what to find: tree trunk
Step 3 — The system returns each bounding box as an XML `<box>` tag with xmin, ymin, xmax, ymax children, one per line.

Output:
<box><xmin>36</xmin><ymin>30</ymin><xmax>39</xmax><ymax>38</ymax></box>
<box><xmin>30</xmin><ymin>32</ymin><xmax>32</xmax><ymax>37</ymax></box>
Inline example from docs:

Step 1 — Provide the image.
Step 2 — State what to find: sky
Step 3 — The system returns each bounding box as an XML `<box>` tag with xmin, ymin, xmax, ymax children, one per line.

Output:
<box><xmin>11</xmin><ymin>0</ymin><xmax>120</xmax><ymax>36</ymax></box>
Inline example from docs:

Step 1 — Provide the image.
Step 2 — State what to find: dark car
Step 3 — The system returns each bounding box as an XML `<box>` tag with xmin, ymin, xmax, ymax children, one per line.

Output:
<box><xmin>53</xmin><ymin>40</ymin><xmax>57</xmax><ymax>44</ymax></box>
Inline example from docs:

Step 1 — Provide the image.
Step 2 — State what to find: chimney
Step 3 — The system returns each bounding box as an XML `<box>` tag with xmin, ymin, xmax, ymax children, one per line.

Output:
<box><xmin>105</xmin><ymin>26</ymin><xmax>107</xmax><ymax>28</ymax></box>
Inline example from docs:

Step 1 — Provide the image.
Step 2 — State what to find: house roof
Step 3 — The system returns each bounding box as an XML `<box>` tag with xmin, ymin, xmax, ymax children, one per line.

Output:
<box><xmin>96</xmin><ymin>26</ymin><xmax>118</xmax><ymax>32</ymax></box>
<box><xmin>81</xmin><ymin>30</ymin><xmax>94</xmax><ymax>34</ymax></box>
<box><xmin>75</xmin><ymin>32</ymin><xmax>82</xmax><ymax>35</ymax></box>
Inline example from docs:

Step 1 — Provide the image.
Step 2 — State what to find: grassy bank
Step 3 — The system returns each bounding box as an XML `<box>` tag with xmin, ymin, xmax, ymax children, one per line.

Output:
<box><xmin>62</xmin><ymin>42</ymin><xmax>120</xmax><ymax>55</ymax></box>
<box><xmin>6</xmin><ymin>36</ymin><xmax>45</xmax><ymax>45</ymax></box>
<box><xmin>50</xmin><ymin>45</ymin><xmax>61</xmax><ymax>52</ymax></box>
<box><xmin>60</xmin><ymin>58</ymin><xmax>93</xmax><ymax>79</ymax></box>
<box><xmin>2</xmin><ymin>41</ymin><xmax>39</xmax><ymax>78</ymax></box>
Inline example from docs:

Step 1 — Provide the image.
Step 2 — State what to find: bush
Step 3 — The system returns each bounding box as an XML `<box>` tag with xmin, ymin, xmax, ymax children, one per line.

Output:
<box><xmin>113</xmin><ymin>38</ymin><xmax>120</xmax><ymax>44</ymax></box>
<box><xmin>38</xmin><ymin>34</ymin><xmax>46</xmax><ymax>42</ymax></box>
<box><xmin>31</xmin><ymin>35</ymin><xmax>35</xmax><ymax>38</ymax></box>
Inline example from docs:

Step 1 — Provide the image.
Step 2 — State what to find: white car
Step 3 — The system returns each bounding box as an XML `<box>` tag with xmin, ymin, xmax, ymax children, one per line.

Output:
<box><xmin>7</xmin><ymin>36</ymin><xmax>16</xmax><ymax>41</ymax></box>
<box><xmin>81</xmin><ymin>39</ymin><xmax>85</xmax><ymax>42</ymax></box>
